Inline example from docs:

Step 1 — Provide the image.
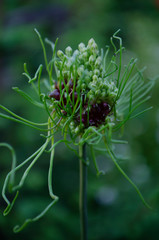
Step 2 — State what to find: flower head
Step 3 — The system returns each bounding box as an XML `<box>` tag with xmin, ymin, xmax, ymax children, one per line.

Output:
<box><xmin>0</xmin><ymin>29</ymin><xmax>154</xmax><ymax>232</ymax></box>
<box><xmin>49</xmin><ymin>38</ymin><xmax>118</xmax><ymax>135</ymax></box>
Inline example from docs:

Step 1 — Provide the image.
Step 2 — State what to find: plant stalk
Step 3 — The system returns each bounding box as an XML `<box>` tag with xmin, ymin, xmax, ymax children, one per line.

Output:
<box><xmin>79</xmin><ymin>143</ymin><xmax>88</xmax><ymax>240</ymax></box>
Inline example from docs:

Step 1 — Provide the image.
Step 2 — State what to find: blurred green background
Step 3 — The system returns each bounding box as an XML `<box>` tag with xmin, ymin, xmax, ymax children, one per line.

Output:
<box><xmin>0</xmin><ymin>0</ymin><xmax>159</xmax><ymax>239</ymax></box>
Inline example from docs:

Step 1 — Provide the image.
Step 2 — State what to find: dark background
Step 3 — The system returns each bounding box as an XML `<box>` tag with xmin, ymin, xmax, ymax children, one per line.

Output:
<box><xmin>0</xmin><ymin>0</ymin><xmax>159</xmax><ymax>239</ymax></box>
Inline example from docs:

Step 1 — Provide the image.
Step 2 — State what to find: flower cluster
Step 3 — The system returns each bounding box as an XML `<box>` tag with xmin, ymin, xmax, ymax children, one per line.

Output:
<box><xmin>0</xmin><ymin>30</ymin><xmax>154</xmax><ymax>233</ymax></box>
<box><xmin>49</xmin><ymin>38</ymin><xmax>118</xmax><ymax>134</ymax></box>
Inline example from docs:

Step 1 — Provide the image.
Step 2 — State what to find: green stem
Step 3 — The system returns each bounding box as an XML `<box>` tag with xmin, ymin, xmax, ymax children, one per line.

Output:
<box><xmin>79</xmin><ymin>143</ymin><xmax>88</xmax><ymax>240</ymax></box>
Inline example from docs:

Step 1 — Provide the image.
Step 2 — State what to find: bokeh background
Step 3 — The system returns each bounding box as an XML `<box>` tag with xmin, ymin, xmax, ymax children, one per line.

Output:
<box><xmin>0</xmin><ymin>0</ymin><xmax>159</xmax><ymax>239</ymax></box>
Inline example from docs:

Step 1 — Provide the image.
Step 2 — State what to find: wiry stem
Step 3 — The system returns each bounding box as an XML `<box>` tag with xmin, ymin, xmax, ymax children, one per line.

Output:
<box><xmin>79</xmin><ymin>143</ymin><xmax>88</xmax><ymax>240</ymax></box>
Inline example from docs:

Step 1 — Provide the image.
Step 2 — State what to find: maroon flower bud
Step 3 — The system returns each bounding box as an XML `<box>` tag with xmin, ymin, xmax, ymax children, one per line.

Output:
<box><xmin>61</xmin><ymin>82</ymin><xmax>65</xmax><ymax>89</ymax></box>
<box><xmin>89</xmin><ymin>119</ymin><xmax>96</xmax><ymax>126</ymax></box>
<box><xmin>74</xmin><ymin>92</ymin><xmax>78</xmax><ymax>102</ymax></box>
<box><xmin>49</xmin><ymin>89</ymin><xmax>60</xmax><ymax>100</ymax></box>
<box><xmin>61</xmin><ymin>110</ymin><xmax>67</xmax><ymax>116</ymax></box>
<box><xmin>102</xmin><ymin>102</ymin><xmax>110</xmax><ymax>115</ymax></box>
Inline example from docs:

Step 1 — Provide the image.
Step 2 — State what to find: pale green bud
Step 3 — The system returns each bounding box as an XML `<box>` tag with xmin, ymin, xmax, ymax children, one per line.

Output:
<box><xmin>103</xmin><ymin>81</ymin><xmax>109</xmax><ymax>89</ymax></box>
<box><xmin>81</xmin><ymin>83</ymin><xmax>86</xmax><ymax>89</ymax></box>
<box><xmin>85</xmin><ymin>61</ymin><xmax>90</xmax><ymax>68</ymax></box>
<box><xmin>89</xmin><ymin>71</ymin><xmax>93</xmax><ymax>77</ymax></box>
<box><xmin>69</xmin><ymin>121</ymin><xmax>75</xmax><ymax>130</ymax></box>
<box><xmin>91</xmin><ymin>43</ymin><xmax>99</xmax><ymax>55</ymax></box>
<box><xmin>89</xmin><ymin>55</ymin><xmax>95</xmax><ymax>64</ymax></box>
<box><xmin>77</xmin><ymin>65</ymin><xmax>84</xmax><ymax>76</ymax></box>
<box><xmin>94</xmin><ymin>69</ymin><xmax>100</xmax><ymax>76</ymax></box>
<box><xmin>70</xmin><ymin>121</ymin><xmax>75</xmax><ymax>126</ymax></box>
<box><xmin>65</xmin><ymin>46</ymin><xmax>72</xmax><ymax>56</ymax></box>
<box><xmin>92</xmin><ymin>42</ymin><xmax>98</xmax><ymax>50</ymax></box>
<box><xmin>109</xmin><ymin>92</ymin><xmax>117</xmax><ymax>100</ymax></box>
<box><xmin>92</xmin><ymin>74</ymin><xmax>98</xmax><ymax>82</ymax></box>
<box><xmin>88</xmin><ymin>94</ymin><xmax>94</xmax><ymax>101</ymax></box>
<box><xmin>114</xmin><ymin>88</ymin><xmax>118</xmax><ymax>94</ymax></box>
<box><xmin>88</xmin><ymin>82</ymin><xmax>96</xmax><ymax>89</ymax></box>
<box><xmin>95</xmin><ymin>56</ymin><xmax>102</xmax><ymax>67</ymax></box>
<box><xmin>78</xmin><ymin>43</ymin><xmax>85</xmax><ymax>52</ymax></box>
<box><xmin>101</xmin><ymin>91</ymin><xmax>106</xmax><ymax>98</ymax></box>
<box><xmin>88</xmin><ymin>38</ymin><xmax>96</xmax><ymax>47</ymax></box>
<box><xmin>55</xmin><ymin>60</ymin><xmax>62</xmax><ymax>68</ymax></box>
<box><xmin>56</xmin><ymin>70</ymin><xmax>60</xmax><ymax>77</ymax></box>
<box><xmin>66</xmin><ymin>60</ymin><xmax>72</xmax><ymax>68</ymax></box>
<box><xmin>57</xmin><ymin>50</ymin><xmax>64</xmax><ymax>59</ymax></box>
<box><xmin>78</xmin><ymin>54</ymin><xmax>83</xmax><ymax>61</ymax></box>
<box><xmin>95</xmin><ymin>89</ymin><xmax>101</xmax><ymax>96</ymax></box>
<box><xmin>82</xmin><ymin>52</ymin><xmax>88</xmax><ymax>60</ymax></box>
<box><xmin>85</xmin><ymin>75</ymin><xmax>90</xmax><ymax>84</ymax></box>
<box><xmin>74</xmin><ymin>126</ymin><xmax>80</xmax><ymax>134</ymax></box>
<box><xmin>98</xmin><ymin>82</ymin><xmax>103</xmax><ymax>88</ymax></box>
<box><xmin>62</xmin><ymin>71</ymin><xmax>69</xmax><ymax>79</ymax></box>
<box><xmin>73</xmin><ymin>50</ymin><xmax>80</xmax><ymax>58</ymax></box>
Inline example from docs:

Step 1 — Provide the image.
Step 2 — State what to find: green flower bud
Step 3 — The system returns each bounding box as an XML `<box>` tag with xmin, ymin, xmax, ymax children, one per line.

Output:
<box><xmin>65</xmin><ymin>60</ymin><xmax>72</xmax><ymax>69</ymax></box>
<box><xmin>95</xmin><ymin>56</ymin><xmax>102</xmax><ymax>67</ymax></box>
<box><xmin>85</xmin><ymin>75</ymin><xmax>90</xmax><ymax>84</ymax></box>
<box><xmin>55</xmin><ymin>60</ymin><xmax>62</xmax><ymax>68</ymax></box>
<box><xmin>57</xmin><ymin>50</ymin><xmax>64</xmax><ymax>59</ymax></box>
<box><xmin>89</xmin><ymin>71</ymin><xmax>93</xmax><ymax>77</ymax></box>
<box><xmin>82</xmin><ymin>52</ymin><xmax>88</xmax><ymax>60</ymax></box>
<box><xmin>92</xmin><ymin>42</ymin><xmax>97</xmax><ymax>50</ymax></box>
<box><xmin>73</xmin><ymin>50</ymin><xmax>80</xmax><ymax>58</ymax></box>
<box><xmin>108</xmin><ymin>92</ymin><xmax>117</xmax><ymax>101</ymax></box>
<box><xmin>85</xmin><ymin>61</ymin><xmax>91</xmax><ymax>68</ymax></box>
<box><xmin>88</xmin><ymin>38</ymin><xmax>96</xmax><ymax>48</ymax></box>
<box><xmin>88</xmin><ymin>93</ymin><xmax>94</xmax><ymax>101</ymax></box>
<box><xmin>95</xmin><ymin>89</ymin><xmax>101</xmax><ymax>96</ymax></box>
<box><xmin>88</xmin><ymin>82</ymin><xmax>96</xmax><ymax>89</ymax></box>
<box><xmin>89</xmin><ymin>55</ymin><xmax>95</xmax><ymax>65</ymax></box>
<box><xmin>77</xmin><ymin>65</ymin><xmax>84</xmax><ymax>76</ymax></box>
<box><xmin>94</xmin><ymin>69</ymin><xmax>100</xmax><ymax>76</ymax></box>
<box><xmin>78</xmin><ymin>43</ymin><xmax>86</xmax><ymax>52</ymax></box>
<box><xmin>114</xmin><ymin>88</ymin><xmax>118</xmax><ymax>94</ymax></box>
<box><xmin>62</xmin><ymin>71</ymin><xmax>69</xmax><ymax>79</ymax></box>
<box><xmin>101</xmin><ymin>91</ymin><xmax>106</xmax><ymax>98</ymax></box>
<box><xmin>65</xmin><ymin>46</ymin><xmax>72</xmax><ymax>56</ymax></box>
<box><xmin>57</xmin><ymin>70</ymin><xmax>60</xmax><ymax>78</ymax></box>
<box><xmin>92</xmin><ymin>75</ymin><xmax>98</xmax><ymax>82</ymax></box>
<box><xmin>81</xmin><ymin>83</ymin><xmax>86</xmax><ymax>89</ymax></box>
<box><xmin>70</xmin><ymin>121</ymin><xmax>75</xmax><ymax>127</ymax></box>
<box><xmin>103</xmin><ymin>82</ymin><xmax>109</xmax><ymax>89</ymax></box>
<box><xmin>79</xmin><ymin>54</ymin><xmax>84</xmax><ymax>62</ymax></box>
<box><xmin>91</xmin><ymin>43</ymin><xmax>99</xmax><ymax>55</ymax></box>
<box><xmin>74</xmin><ymin>126</ymin><xmax>80</xmax><ymax>134</ymax></box>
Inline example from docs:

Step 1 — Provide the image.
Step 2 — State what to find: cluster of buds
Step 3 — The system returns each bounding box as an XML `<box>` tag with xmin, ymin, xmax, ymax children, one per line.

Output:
<box><xmin>49</xmin><ymin>38</ymin><xmax>118</xmax><ymax>134</ymax></box>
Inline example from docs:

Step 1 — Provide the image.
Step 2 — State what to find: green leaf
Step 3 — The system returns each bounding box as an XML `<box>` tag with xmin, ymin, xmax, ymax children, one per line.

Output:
<box><xmin>12</xmin><ymin>87</ymin><xmax>44</xmax><ymax>108</ymax></box>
